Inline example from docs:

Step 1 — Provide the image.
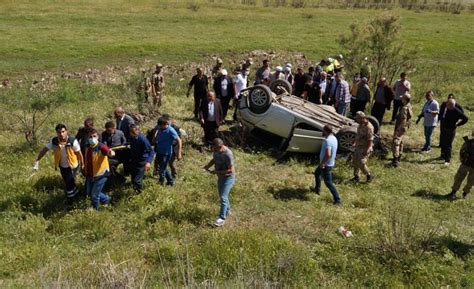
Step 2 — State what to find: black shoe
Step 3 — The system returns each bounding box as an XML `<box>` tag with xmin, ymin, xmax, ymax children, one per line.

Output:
<box><xmin>334</xmin><ymin>201</ymin><xmax>342</xmax><ymax>206</ymax></box>
<box><xmin>367</xmin><ymin>174</ymin><xmax>374</xmax><ymax>183</ymax></box>
<box><xmin>309</xmin><ymin>186</ymin><xmax>320</xmax><ymax>195</ymax></box>
<box><xmin>446</xmin><ymin>192</ymin><xmax>457</xmax><ymax>201</ymax></box>
<box><xmin>462</xmin><ymin>192</ymin><xmax>469</xmax><ymax>199</ymax></box>
<box><xmin>350</xmin><ymin>176</ymin><xmax>360</xmax><ymax>183</ymax></box>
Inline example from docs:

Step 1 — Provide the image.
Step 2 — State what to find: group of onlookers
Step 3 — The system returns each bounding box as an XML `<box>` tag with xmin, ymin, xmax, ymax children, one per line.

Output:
<box><xmin>30</xmin><ymin>56</ymin><xmax>472</xmax><ymax>226</ymax></box>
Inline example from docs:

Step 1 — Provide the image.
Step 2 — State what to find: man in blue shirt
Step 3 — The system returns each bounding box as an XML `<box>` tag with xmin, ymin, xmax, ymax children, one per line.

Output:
<box><xmin>154</xmin><ymin>117</ymin><xmax>182</xmax><ymax>186</ymax></box>
<box><xmin>129</xmin><ymin>124</ymin><xmax>155</xmax><ymax>192</ymax></box>
<box><xmin>310</xmin><ymin>125</ymin><xmax>341</xmax><ymax>205</ymax></box>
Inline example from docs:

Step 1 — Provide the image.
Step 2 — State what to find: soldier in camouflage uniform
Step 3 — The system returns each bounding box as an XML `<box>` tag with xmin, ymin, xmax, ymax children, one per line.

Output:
<box><xmin>137</xmin><ymin>68</ymin><xmax>152</xmax><ymax>103</ymax></box>
<box><xmin>352</xmin><ymin>111</ymin><xmax>375</xmax><ymax>183</ymax></box>
<box><xmin>211</xmin><ymin>58</ymin><xmax>224</xmax><ymax>81</ymax></box>
<box><xmin>446</xmin><ymin>130</ymin><xmax>474</xmax><ymax>200</ymax></box>
<box><xmin>391</xmin><ymin>93</ymin><xmax>413</xmax><ymax>167</ymax></box>
<box><xmin>151</xmin><ymin>63</ymin><xmax>165</xmax><ymax>107</ymax></box>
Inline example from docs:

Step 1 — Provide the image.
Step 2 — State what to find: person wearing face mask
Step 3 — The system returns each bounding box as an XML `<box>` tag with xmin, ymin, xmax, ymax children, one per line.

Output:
<box><xmin>310</xmin><ymin>125</ymin><xmax>342</xmax><ymax>206</ymax></box>
<box><xmin>84</xmin><ymin>128</ymin><xmax>115</xmax><ymax>210</ymax></box>
<box><xmin>33</xmin><ymin>124</ymin><xmax>84</xmax><ymax>201</ymax></box>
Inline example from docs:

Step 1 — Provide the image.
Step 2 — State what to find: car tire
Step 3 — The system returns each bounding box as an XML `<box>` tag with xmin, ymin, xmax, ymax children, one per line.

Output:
<box><xmin>269</xmin><ymin>79</ymin><xmax>293</xmax><ymax>95</ymax></box>
<box><xmin>337</xmin><ymin>127</ymin><xmax>357</xmax><ymax>152</ymax></box>
<box><xmin>366</xmin><ymin>115</ymin><xmax>380</xmax><ymax>135</ymax></box>
<box><xmin>248</xmin><ymin>85</ymin><xmax>273</xmax><ymax>114</ymax></box>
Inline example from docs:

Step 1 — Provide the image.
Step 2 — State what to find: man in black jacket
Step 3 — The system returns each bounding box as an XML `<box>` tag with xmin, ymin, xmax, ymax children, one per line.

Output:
<box><xmin>438</xmin><ymin>98</ymin><xmax>468</xmax><ymax>165</ymax></box>
<box><xmin>102</xmin><ymin>121</ymin><xmax>128</xmax><ymax>183</ymax></box>
<box><xmin>213</xmin><ymin>69</ymin><xmax>235</xmax><ymax>122</ymax></box>
<box><xmin>200</xmin><ymin>92</ymin><xmax>223</xmax><ymax>144</ymax></box>
<box><xmin>370</xmin><ymin>77</ymin><xmax>394</xmax><ymax>125</ymax></box>
<box><xmin>114</xmin><ymin>107</ymin><xmax>135</xmax><ymax>142</ymax></box>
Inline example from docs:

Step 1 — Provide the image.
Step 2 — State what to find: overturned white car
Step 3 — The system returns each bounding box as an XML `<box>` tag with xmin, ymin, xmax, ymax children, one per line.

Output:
<box><xmin>236</xmin><ymin>80</ymin><xmax>379</xmax><ymax>154</ymax></box>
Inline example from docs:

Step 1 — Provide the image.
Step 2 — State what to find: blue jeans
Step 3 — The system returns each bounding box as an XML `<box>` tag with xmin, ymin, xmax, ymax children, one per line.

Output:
<box><xmin>86</xmin><ymin>175</ymin><xmax>111</xmax><ymax>210</ymax></box>
<box><xmin>156</xmin><ymin>153</ymin><xmax>173</xmax><ymax>185</ymax></box>
<box><xmin>218</xmin><ymin>175</ymin><xmax>235</xmax><ymax>219</ymax></box>
<box><xmin>314</xmin><ymin>166</ymin><xmax>341</xmax><ymax>203</ymax></box>
<box><xmin>423</xmin><ymin>126</ymin><xmax>435</xmax><ymax>150</ymax></box>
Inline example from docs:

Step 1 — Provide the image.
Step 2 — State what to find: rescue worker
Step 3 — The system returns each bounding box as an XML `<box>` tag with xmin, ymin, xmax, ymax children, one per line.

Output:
<box><xmin>33</xmin><ymin>124</ymin><xmax>84</xmax><ymax>200</ymax></box>
<box><xmin>391</xmin><ymin>93</ymin><xmax>413</xmax><ymax>167</ymax></box>
<box><xmin>151</xmin><ymin>63</ymin><xmax>165</xmax><ymax>107</ymax></box>
<box><xmin>445</xmin><ymin>131</ymin><xmax>474</xmax><ymax>200</ymax></box>
<box><xmin>84</xmin><ymin>128</ymin><xmax>115</xmax><ymax>210</ymax></box>
<box><xmin>352</xmin><ymin>111</ymin><xmax>375</xmax><ymax>183</ymax></box>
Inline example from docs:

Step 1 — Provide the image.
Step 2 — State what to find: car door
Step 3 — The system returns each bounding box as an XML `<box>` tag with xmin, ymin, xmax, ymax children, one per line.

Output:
<box><xmin>287</xmin><ymin>124</ymin><xmax>325</xmax><ymax>153</ymax></box>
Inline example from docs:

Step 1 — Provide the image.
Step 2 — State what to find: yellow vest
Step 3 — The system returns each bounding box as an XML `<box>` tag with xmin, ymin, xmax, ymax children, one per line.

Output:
<box><xmin>85</xmin><ymin>144</ymin><xmax>110</xmax><ymax>178</ymax></box>
<box><xmin>52</xmin><ymin>136</ymin><xmax>79</xmax><ymax>169</ymax></box>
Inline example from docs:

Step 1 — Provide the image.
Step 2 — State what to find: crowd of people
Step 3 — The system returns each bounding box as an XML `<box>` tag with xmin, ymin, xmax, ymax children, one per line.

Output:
<box><xmin>31</xmin><ymin>55</ymin><xmax>472</xmax><ymax>226</ymax></box>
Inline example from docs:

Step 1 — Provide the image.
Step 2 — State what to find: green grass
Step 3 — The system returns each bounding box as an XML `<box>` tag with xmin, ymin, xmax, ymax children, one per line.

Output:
<box><xmin>0</xmin><ymin>1</ymin><xmax>473</xmax><ymax>287</ymax></box>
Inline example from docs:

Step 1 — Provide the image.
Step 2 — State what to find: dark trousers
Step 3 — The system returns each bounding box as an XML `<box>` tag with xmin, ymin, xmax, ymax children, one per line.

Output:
<box><xmin>59</xmin><ymin>166</ymin><xmax>80</xmax><ymax>198</ymax></box>
<box><xmin>193</xmin><ymin>94</ymin><xmax>205</xmax><ymax>118</ymax></box>
<box><xmin>219</xmin><ymin>96</ymin><xmax>232</xmax><ymax>121</ymax></box>
<box><xmin>130</xmin><ymin>160</ymin><xmax>146</xmax><ymax>192</ymax></box>
<box><xmin>203</xmin><ymin>121</ymin><xmax>218</xmax><ymax>144</ymax></box>
<box><xmin>371</xmin><ymin>102</ymin><xmax>386</xmax><ymax>125</ymax></box>
<box><xmin>314</xmin><ymin>166</ymin><xmax>341</xmax><ymax>203</ymax></box>
<box><xmin>108</xmin><ymin>158</ymin><xmax>126</xmax><ymax>184</ymax></box>
<box><xmin>440</xmin><ymin>128</ymin><xmax>456</xmax><ymax>162</ymax></box>
<box><xmin>391</xmin><ymin>99</ymin><xmax>403</xmax><ymax>122</ymax></box>
<box><xmin>350</xmin><ymin>99</ymin><xmax>367</xmax><ymax>117</ymax></box>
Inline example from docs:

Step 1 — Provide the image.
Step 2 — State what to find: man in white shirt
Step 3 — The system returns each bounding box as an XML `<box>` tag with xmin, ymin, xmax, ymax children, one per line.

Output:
<box><xmin>33</xmin><ymin>124</ymin><xmax>84</xmax><ymax>200</ymax></box>
<box><xmin>213</xmin><ymin>69</ymin><xmax>235</xmax><ymax>121</ymax></box>
<box><xmin>391</xmin><ymin>72</ymin><xmax>411</xmax><ymax>124</ymax></box>
<box><xmin>233</xmin><ymin>67</ymin><xmax>248</xmax><ymax>121</ymax></box>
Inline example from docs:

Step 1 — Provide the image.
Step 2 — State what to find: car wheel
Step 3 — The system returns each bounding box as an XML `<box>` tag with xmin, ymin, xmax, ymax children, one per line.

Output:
<box><xmin>249</xmin><ymin>85</ymin><xmax>272</xmax><ymax>114</ymax></box>
<box><xmin>270</xmin><ymin>79</ymin><xmax>293</xmax><ymax>95</ymax></box>
<box><xmin>366</xmin><ymin>115</ymin><xmax>380</xmax><ymax>135</ymax></box>
<box><xmin>337</xmin><ymin>127</ymin><xmax>357</xmax><ymax>152</ymax></box>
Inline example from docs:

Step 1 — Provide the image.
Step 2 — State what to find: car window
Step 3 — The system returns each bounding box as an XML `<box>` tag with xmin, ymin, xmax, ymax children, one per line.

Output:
<box><xmin>295</xmin><ymin>123</ymin><xmax>322</xmax><ymax>131</ymax></box>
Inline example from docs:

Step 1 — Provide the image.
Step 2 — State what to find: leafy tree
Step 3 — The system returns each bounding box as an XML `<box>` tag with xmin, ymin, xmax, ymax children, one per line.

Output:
<box><xmin>338</xmin><ymin>13</ymin><xmax>419</xmax><ymax>89</ymax></box>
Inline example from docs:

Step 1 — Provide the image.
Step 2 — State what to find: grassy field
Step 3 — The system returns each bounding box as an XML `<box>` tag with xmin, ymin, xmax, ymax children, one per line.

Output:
<box><xmin>1</xmin><ymin>1</ymin><xmax>473</xmax><ymax>287</ymax></box>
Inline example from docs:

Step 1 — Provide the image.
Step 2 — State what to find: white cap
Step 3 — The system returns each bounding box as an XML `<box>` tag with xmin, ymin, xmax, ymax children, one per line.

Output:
<box><xmin>221</xmin><ymin>69</ymin><xmax>228</xmax><ymax>76</ymax></box>
<box><xmin>328</xmin><ymin>57</ymin><xmax>334</xmax><ymax>62</ymax></box>
<box><xmin>275</xmin><ymin>66</ymin><xmax>283</xmax><ymax>72</ymax></box>
<box><xmin>284</xmin><ymin>66</ymin><xmax>291</xmax><ymax>72</ymax></box>
<box><xmin>285</xmin><ymin>63</ymin><xmax>292</xmax><ymax>68</ymax></box>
